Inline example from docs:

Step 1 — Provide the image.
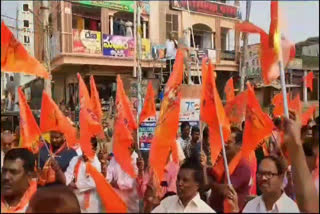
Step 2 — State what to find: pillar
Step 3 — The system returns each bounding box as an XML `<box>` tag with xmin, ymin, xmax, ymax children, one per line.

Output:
<box><xmin>109</xmin><ymin>15</ymin><xmax>113</xmax><ymax>35</ymax></box>
<box><xmin>143</xmin><ymin>21</ymin><xmax>147</xmax><ymax>38</ymax></box>
<box><xmin>303</xmin><ymin>70</ymin><xmax>308</xmax><ymax>102</ymax></box>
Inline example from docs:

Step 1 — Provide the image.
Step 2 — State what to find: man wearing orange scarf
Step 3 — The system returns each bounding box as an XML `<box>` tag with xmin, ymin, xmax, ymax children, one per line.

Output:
<box><xmin>1</xmin><ymin>148</ymin><xmax>37</xmax><ymax>213</ymax></box>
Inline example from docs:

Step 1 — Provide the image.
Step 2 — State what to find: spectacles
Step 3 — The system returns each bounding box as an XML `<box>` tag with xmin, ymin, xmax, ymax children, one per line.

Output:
<box><xmin>256</xmin><ymin>171</ymin><xmax>279</xmax><ymax>179</ymax></box>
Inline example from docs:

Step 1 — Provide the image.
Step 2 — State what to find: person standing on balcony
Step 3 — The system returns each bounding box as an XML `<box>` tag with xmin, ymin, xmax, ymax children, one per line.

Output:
<box><xmin>165</xmin><ymin>32</ymin><xmax>178</xmax><ymax>73</ymax></box>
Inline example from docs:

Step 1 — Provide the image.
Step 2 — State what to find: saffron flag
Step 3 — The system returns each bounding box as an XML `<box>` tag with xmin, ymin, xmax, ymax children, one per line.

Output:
<box><xmin>301</xmin><ymin>105</ymin><xmax>316</xmax><ymax>126</ymax></box>
<box><xmin>113</xmin><ymin>75</ymin><xmax>137</xmax><ymax>178</ymax></box>
<box><xmin>235</xmin><ymin>1</ymin><xmax>295</xmax><ymax>84</ymax></box>
<box><xmin>78</xmin><ymin>73</ymin><xmax>103</xmax><ymax>160</ymax></box>
<box><xmin>40</xmin><ymin>91</ymin><xmax>77</xmax><ymax>148</ymax></box>
<box><xmin>288</xmin><ymin>94</ymin><xmax>302</xmax><ymax>119</ymax></box>
<box><xmin>90</xmin><ymin>75</ymin><xmax>105</xmax><ymax>139</ymax></box>
<box><xmin>224</xmin><ymin>90</ymin><xmax>248</xmax><ymax>125</ymax></box>
<box><xmin>201</xmin><ymin>59</ymin><xmax>231</xmax><ymax>166</ymax></box>
<box><xmin>139</xmin><ymin>81</ymin><xmax>156</xmax><ymax>125</ymax></box>
<box><xmin>18</xmin><ymin>87</ymin><xmax>41</xmax><ymax>153</ymax></box>
<box><xmin>116</xmin><ymin>75</ymin><xmax>138</xmax><ymax>131</ymax></box>
<box><xmin>1</xmin><ymin>22</ymin><xmax>50</xmax><ymax>79</ymax></box>
<box><xmin>149</xmin><ymin>49</ymin><xmax>184</xmax><ymax>183</ymax></box>
<box><xmin>90</xmin><ymin>75</ymin><xmax>103</xmax><ymax>123</ymax></box>
<box><xmin>228</xmin><ymin>83</ymin><xmax>274</xmax><ymax>175</ymax></box>
<box><xmin>225</xmin><ymin>77</ymin><xmax>235</xmax><ymax>102</ymax></box>
<box><xmin>304</xmin><ymin>72</ymin><xmax>314</xmax><ymax>92</ymax></box>
<box><xmin>272</xmin><ymin>92</ymin><xmax>290</xmax><ymax>117</ymax></box>
<box><xmin>86</xmin><ymin>162</ymin><xmax>127</xmax><ymax>213</ymax></box>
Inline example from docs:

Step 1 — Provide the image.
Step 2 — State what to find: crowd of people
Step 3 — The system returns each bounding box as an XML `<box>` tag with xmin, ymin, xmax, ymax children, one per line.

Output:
<box><xmin>1</xmin><ymin>107</ymin><xmax>319</xmax><ymax>213</ymax></box>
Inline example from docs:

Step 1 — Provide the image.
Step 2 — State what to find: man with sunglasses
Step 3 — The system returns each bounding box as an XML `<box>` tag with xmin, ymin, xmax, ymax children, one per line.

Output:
<box><xmin>242</xmin><ymin>156</ymin><xmax>299</xmax><ymax>213</ymax></box>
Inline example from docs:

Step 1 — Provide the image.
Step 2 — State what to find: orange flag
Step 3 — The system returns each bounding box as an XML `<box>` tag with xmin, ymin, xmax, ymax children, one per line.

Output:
<box><xmin>228</xmin><ymin>83</ymin><xmax>274</xmax><ymax>175</ymax></box>
<box><xmin>90</xmin><ymin>75</ymin><xmax>103</xmax><ymax>123</ymax></box>
<box><xmin>235</xmin><ymin>2</ymin><xmax>295</xmax><ymax>85</ymax></box>
<box><xmin>86</xmin><ymin>162</ymin><xmax>127</xmax><ymax>213</ymax></box>
<box><xmin>301</xmin><ymin>105</ymin><xmax>316</xmax><ymax>126</ymax></box>
<box><xmin>304</xmin><ymin>72</ymin><xmax>314</xmax><ymax>92</ymax></box>
<box><xmin>272</xmin><ymin>92</ymin><xmax>290</xmax><ymax>117</ymax></box>
<box><xmin>18</xmin><ymin>87</ymin><xmax>41</xmax><ymax>153</ymax></box>
<box><xmin>113</xmin><ymin>75</ymin><xmax>138</xmax><ymax>178</ymax></box>
<box><xmin>78</xmin><ymin>73</ymin><xmax>104</xmax><ymax>160</ymax></box>
<box><xmin>288</xmin><ymin>94</ymin><xmax>302</xmax><ymax>118</ymax></box>
<box><xmin>225</xmin><ymin>77</ymin><xmax>235</xmax><ymax>102</ymax></box>
<box><xmin>201</xmin><ymin>59</ymin><xmax>231</xmax><ymax>166</ymax></box>
<box><xmin>149</xmin><ymin>49</ymin><xmax>184</xmax><ymax>183</ymax></box>
<box><xmin>116</xmin><ymin>75</ymin><xmax>138</xmax><ymax>131</ymax></box>
<box><xmin>139</xmin><ymin>81</ymin><xmax>156</xmax><ymax>125</ymax></box>
<box><xmin>40</xmin><ymin>91</ymin><xmax>77</xmax><ymax>148</ymax></box>
<box><xmin>1</xmin><ymin>22</ymin><xmax>50</xmax><ymax>79</ymax></box>
<box><xmin>224</xmin><ymin>90</ymin><xmax>248</xmax><ymax>125</ymax></box>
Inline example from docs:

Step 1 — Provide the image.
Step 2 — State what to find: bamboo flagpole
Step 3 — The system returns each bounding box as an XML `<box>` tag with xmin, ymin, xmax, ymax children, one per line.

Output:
<box><xmin>219</xmin><ymin>125</ymin><xmax>232</xmax><ymax>186</ymax></box>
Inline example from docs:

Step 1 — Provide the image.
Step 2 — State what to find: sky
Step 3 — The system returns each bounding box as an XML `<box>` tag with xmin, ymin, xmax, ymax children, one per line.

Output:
<box><xmin>239</xmin><ymin>1</ymin><xmax>319</xmax><ymax>44</ymax></box>
<box><xmin>1</xmin><ymin>0</ymin><xmax>319</xmax><ymax>44</ymax></box>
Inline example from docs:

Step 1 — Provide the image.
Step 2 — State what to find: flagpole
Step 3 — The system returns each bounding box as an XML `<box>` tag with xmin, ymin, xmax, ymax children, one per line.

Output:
<box><xmin>278</xmin><ymin>36</ymin><xmax>289</xmax><ymax>118</ymax></box>
<box><xmin>219</xmin><ymin>125</ymin><xmax>232</xmax><ymax>186</ymax></box>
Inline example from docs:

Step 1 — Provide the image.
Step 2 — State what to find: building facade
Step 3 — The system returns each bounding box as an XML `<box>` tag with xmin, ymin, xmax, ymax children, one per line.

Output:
<box><xmin>33</xmin><ymin>0</ymin><xmax>241</xmax><ymax>110</ymax></box>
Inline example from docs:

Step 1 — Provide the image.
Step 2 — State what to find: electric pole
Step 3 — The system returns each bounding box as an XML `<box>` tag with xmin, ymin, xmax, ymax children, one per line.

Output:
<box><xmin>41</xmin><ymin>0</ymin><xmax>52</xmax><ymax>97</ymax></box>
<box><xmin>240</xmin><ymin>0</ymin><xmax>251</xmax><ymax>91</ymax></box>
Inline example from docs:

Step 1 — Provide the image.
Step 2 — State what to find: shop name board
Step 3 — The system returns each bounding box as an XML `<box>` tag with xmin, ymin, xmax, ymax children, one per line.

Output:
<box><xmin>74</xmin><ymin>1</ymin><xmax>150</xmax><ymax>15</ymax></box>
<box><xmin>171</xmin><ymin>0</ymin><xmax>238</xmax><ymax>18</ymax></box>
<box><xmin>102</xmin><ymin>34</ymin><xmax>151</xmax><ymax>59</ymax></box>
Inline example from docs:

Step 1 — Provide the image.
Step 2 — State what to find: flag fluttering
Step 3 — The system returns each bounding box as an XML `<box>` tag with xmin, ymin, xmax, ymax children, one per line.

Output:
<box><xmin>301</xmin><ymin>105</ymin><xmax>316</xmax><ymax>126</ymax></box>
<box><xmin>113</xmin><ymin>75</ymin><xmax>137</xmax><ymax>178</ymax></box>
<box><xmin>40</xmin><ymin>91</ymin><xmax>77</xmax><ymax>148</ymax></box>
<box><xmin>304</xmin><ymin>72</ymin><xmax>314</xmax><ymax>92</ymax></box>
<box><xmin>201</xmin><ymin>59</ymin><xmax>230</xmax><ymax>166</ymax></box>
<box><xmin>116</xmin><ymin>75</ymin><xmax>138</xmax><ymax>131</ymax></box>
<box><xmin>149</xmin><ymin>49</ymin><xmax>184</xmax><ymax>183</ymax></box>
<box><xmin>224</xmin><ymin>90</ymin><xmax>248</xmax><ymax>125</ymax></box>
<box><xmin>90</xmin><ymin>75</ymin><xmax>103</xmax><ymax>123</ymax></box>
<box><xmin>18</xmin><ymin>87</ymin><xmax>41</xmax><ymax>153</ymax></box>
<box><xmin>288</xmin><ymin>94</ymin><xmax>302</xmax><ymax>119</ymax></box>
<box><xmin>139</xmin><ymin>81</ymin><xmax>156</xmax><ymax>125</ymax></box>
<box><xmin>86</xmin><ymin>162</ymin><xmax>127</xmax><ymax>213</ymax></box>
<box><xmin>225</xmin><ymin>77</ymin><xmax>235</xmax><ymax>102</ymax></box>
<box><xmin>1</xmin><ymin>22</ymin><xmax>50</xmax><ymax>79</ymax></box>
<box><xmin>78</xmin><ymin>73</ymin><xmax>104</xmax><ymax>160</ymax></box>
<box><xmin>228</xmin><ymin>83</ymin><xmax>274</xmax><ymax>175</ymax></box>
<box><xmin>272</xmin><ymin>92</ymin><xmax>290</xmax><ymax>117</ymax></box>
<box><xmin>235</xmin><ymin>1</ymin><xmax>295</xmax><ymax>85</ymax></box>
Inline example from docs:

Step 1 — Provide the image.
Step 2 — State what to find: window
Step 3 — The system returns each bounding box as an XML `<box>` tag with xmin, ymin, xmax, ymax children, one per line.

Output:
<box><xmin>166</xmin><ymin>14</ymin><xmax>178</xmax><ymax>39</ymax></box>
<box><xmin>23</xmin><ymin>4</ymin><xmax>29</xmax><ymax>11</ymax></box>
<box><xmin>24</xmin><ymin>36</ymin><xmax>30</xmax><ymax>44</ymax></box>
<box><xmin>23</xmin><ymin>20</ymin><xmax>29</xmax><ymax>28</ymax></box>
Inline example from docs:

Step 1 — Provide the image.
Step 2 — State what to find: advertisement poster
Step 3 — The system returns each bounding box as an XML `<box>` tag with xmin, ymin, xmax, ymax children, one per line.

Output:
<box><xmin>139</xmin><ymin>119</ymin><xmax>156</xmax><ymax>151</ymax></box>
<box><xmin>179</xmin><ymin>98</ymin><xmax>200</xmax><ymax>128</ymax></box>
<box><xmin>72</xmin><ymin>29</ymin><xmax>101</xmax><ymax>54</ymax></box>
<box><xmin>75</xmin><ymin>1</ymin><xmax>150</xmax><ymax>15</ymax></box>
<box><xmin>102</xmin><ymin>34</ymin><xmax>151</xmax><ymax>59</ymax></box>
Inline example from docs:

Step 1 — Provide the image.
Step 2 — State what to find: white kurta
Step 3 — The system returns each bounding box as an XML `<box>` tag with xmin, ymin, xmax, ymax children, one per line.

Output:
<box><xmin>65</xmin><ymin>155</ymin><xmax>101</xmax><ymax>213</ymax></box>
<box><xmin>106</xmin><ymin>152</ymin><xmax>139</xmax><ymax>213</ymax></box>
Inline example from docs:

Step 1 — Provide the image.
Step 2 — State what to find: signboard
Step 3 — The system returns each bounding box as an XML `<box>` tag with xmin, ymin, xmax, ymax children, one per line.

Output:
<box><xmin>179</xmin><ymin>98</ymin><xmax>200</xmax><ymax>128</ymax></box>
<box><xmin>171</xmin><ymin>0</ymin><xmax>238</xmax><ymax>18</ymax></box>
<box><xmin>72</xmin><ymin>29</ymin><xmax>102</xmax><ymax>54</ymax></box>
<box><xmin>139</xmin><ymin>120</ymin><xmax>156</xmax><ymax>151</ymax></box>
<box><xmin>102</xmin><ymin>34</ymin><xmax>151</xmax><ymax>59</ymax></box>
<box><xmin>75</xmin><ymin>1</ymin><xmax>150</xmax><ymax>15</ymax></box>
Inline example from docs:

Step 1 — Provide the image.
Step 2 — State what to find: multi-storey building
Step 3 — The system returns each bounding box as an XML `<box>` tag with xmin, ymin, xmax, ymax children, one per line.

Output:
<box><xmin>33</xmin><ymin>0</ymin><xmax>241</xmax><ymax>109</ymax></box>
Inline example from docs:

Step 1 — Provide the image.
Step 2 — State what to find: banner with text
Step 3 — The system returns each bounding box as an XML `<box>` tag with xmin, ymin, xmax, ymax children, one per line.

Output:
<box><xmin>72</xmin><ymin>29</ymin><xmax>102</xmax><ymax>54</ymax></box>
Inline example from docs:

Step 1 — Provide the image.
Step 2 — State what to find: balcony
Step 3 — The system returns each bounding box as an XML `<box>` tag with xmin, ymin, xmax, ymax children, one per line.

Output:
<box><xmin>49</xmin><ymin>29</ymin><xmax>164</xmax><ymax>72</ymax></box>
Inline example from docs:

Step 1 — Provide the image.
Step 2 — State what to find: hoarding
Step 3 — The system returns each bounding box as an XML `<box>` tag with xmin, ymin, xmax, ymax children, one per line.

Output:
<box><xmin>72</xmin><ymin>29</ymin><xmax>102</xmax><ymax>54</ymax></box>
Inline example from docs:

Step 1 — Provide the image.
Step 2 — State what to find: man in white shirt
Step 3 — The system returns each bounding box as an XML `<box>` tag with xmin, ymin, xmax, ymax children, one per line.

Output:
<box><xmin>242</xmin><ymin>156</ymin><xmax>299</xmax><ymax>213</ymax></box>
<box><xmin>165</xmin><ymin>32</ymin><xmax>178</xmax><ymax>74</ymax></box>
<box><xmin>152</xmin><ymin>156</ymin><xmax>215</xmax><ymax>213</ymax></box>
<box><xmin>176</xmin><ymin>121</ymin><xmax>191</xmax><ymax>151</ymax></box>
<box><xmin>64</xmin><ymin>137</ymin><xmax>101</xmax><ymax>213</ymax></box>
<box><xmin>106</xmin><ymin>150</ymin><xmax>139</xmax><ymax>213</ymax></box>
